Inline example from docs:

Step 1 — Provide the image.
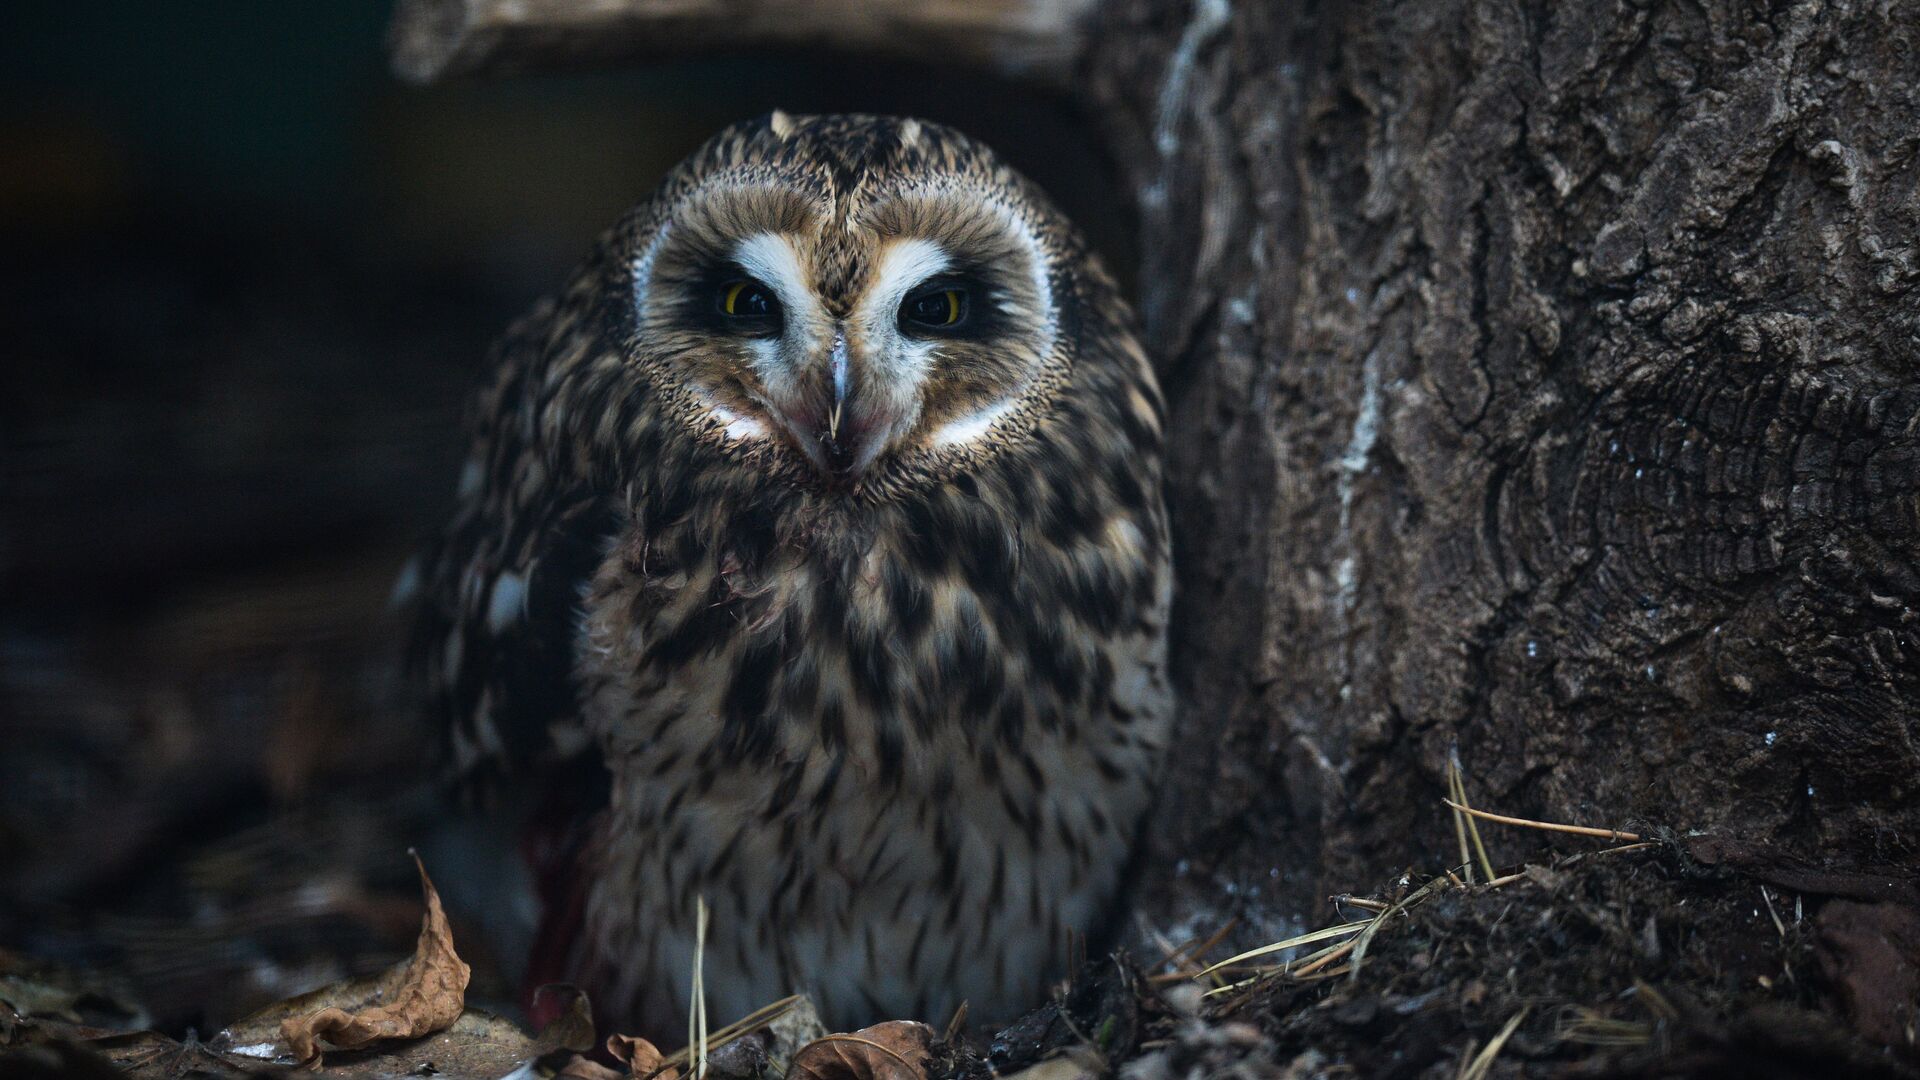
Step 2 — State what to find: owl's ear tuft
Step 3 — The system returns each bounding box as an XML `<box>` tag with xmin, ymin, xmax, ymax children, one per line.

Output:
<box><xmin>768</xmin><ymin>110</ymin><xmax>797</xmax><ymax>139</ymax></box>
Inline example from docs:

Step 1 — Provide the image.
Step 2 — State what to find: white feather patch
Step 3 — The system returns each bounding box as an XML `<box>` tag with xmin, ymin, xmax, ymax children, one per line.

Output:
<box><xmin>388</xmin><ymin>555</ymin><xmax>422</xmax><ymax>608</ymax></box>
<box><xmin>867</xmin><ymin>238</ymin><xmax>951</xmax><ymax>313</ymax></box>
<box><xmin>486</xmin><ymin>570</ymin><xmax>528</xmax><ymax>631</ymax></box>
<box><xmin>929</xmin><ymin>395</ymin><xmax>1018</xmax><ymax>447</ymax></box>
<box><xmin>995</xmin><ymin>203</ymin><xmax>1058</xmax><ymax>357</ymax></box>
<box><xmin>456</xmin><ymin>457</ymin><xmax>484</xmax><ymax>498</ymax></box>
<box><xmin>709</xmin><ymin>401</ymin><xmax>769</xmax><ymax>440</ymax></box>
<box><xmin>734</xmin><ymin>232</ymin><xmax>812</xmax><ymax>313</ymax></box>
<box><xmin>852</xmin><ymin>238</ymin><xmax>953</xmax><ymax>414</ymax></box>
<box><xmin>630</xmin><ymin>221</ymin><xmax>674</xmax><ymax>322</ymax></box>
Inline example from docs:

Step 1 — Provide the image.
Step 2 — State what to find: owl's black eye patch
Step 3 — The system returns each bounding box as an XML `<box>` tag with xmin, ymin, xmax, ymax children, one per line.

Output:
<box><xmin>713</xmin><ymin>278</ymin><xmax>782</xmax><ymax>334</ymax></box>
<box><xmin>899</xmin><ymin>278</ymin><xmax>983</xmax><ymax>335</ymax></box>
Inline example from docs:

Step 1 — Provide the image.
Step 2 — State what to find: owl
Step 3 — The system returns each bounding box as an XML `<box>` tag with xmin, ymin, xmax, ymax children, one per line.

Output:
<box><xmin>405</xmin><ymin>112</ymin><xmax>1171</xmax><ymax>1036</ymax></box>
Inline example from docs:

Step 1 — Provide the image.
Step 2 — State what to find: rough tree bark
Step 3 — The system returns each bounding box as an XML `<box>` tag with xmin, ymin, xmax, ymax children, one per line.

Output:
<box><xmin>1083</xmin><ymin>0</ymin><xmax>1920</xmax><ymax>938</ymax></box>
<box><xmin>392</xmin><ymin>0</ymin><xmax>1920</xmax><ymax>944</ymax></box>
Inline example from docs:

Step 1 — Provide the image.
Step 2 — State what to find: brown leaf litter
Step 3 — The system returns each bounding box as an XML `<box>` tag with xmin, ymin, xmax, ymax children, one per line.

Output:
<box><xmin>606</xmin><ymin>1031</ymin><xmax>676</xmax><ymax>1079</ymax></box>
<box><xmin>787</xmin><ymin>1020</ymin><xmax>937</xmax><ymax>1080</ymax></box>
<box><xmin>278</xmin><ymin>851</ymin><xmax>470</xmax><ymax>1067</ymax></box>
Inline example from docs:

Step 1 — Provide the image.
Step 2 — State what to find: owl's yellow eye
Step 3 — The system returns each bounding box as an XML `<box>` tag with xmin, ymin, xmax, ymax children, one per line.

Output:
<box><xmin>719</xmin><ymin>280</ymin><xmax>780</xmax><ymax>320</ymax></box>
<box><xmin>901</xmin><ymin>287</ymin><xmax>966</xmax><ymax>329</ymax></box>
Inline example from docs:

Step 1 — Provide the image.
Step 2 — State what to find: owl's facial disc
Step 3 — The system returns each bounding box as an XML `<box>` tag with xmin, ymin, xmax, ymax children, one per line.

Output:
<box><xmin>634</xmin><ymin>176</ymin><xmax>1060</xmax><ymax>485</ymax></box>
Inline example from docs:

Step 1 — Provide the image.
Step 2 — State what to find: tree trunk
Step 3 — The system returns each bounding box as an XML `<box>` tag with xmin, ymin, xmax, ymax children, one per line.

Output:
<box><xmin>390</xmin><ymin>0</ymin><xmax>1920</xmax><ymax>969</ymax></box>
<box><xmin>1080</xmin><ymin>0</ymin><xmax>1920</xmax><ymax>933</ymax></box>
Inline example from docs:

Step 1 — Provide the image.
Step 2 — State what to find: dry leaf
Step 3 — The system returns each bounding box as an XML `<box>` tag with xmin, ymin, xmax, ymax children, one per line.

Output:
<box><xmin>786</xmin><ymin>1021</ymin><xmax>934</xmax><ymax>1080</ymax></box>
<box><xmin>559</xmin><ymin>1052</ymin><xmax>630</xmax><ymax>1080</ymax></box>
<box><xmin>278</xmin><ymin>852</ymin><xmax>471</xmax><ymax>1067</ymax></box>
<box><xmin>607</xmin><ymin>1032</ymin><xmax>677</xmax><ymax>1079</ymax></box>
<box><xmin>532</xmin><ymin>984</ymin><xmax>598</xmax><ymax>1053</ymax></box>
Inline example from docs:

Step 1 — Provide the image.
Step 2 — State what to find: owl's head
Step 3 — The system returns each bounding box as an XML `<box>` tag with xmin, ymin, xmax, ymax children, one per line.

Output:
<box><xmin>612</xmin><ymin>112</ymin><xmax>1088</xmax><ymax>492</ymax></box>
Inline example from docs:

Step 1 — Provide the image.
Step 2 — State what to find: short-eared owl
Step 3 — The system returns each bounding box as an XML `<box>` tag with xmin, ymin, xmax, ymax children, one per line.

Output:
<box><xmin>407</xmin><ymin>112</ymin><xmax>1171</xmax><ymax>1035</ymax></box>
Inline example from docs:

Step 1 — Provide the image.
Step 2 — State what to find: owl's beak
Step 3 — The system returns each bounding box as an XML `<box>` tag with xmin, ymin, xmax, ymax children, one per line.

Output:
<box><xmin>826</xmin><ymin>330</ymin><xmax>850</xmax><ymax>447</ymax></box>
<box><xmin>774</xmin><ymin>329</ymin><xmax>878</xmax><ymax>480</ymax></box>
<box><xmin>820</xmin><ymin>362</ymin><xmax>858</xmax><ymax>475</ymax></box>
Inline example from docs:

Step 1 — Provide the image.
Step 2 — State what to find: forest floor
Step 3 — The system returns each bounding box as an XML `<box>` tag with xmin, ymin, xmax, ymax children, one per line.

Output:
<box><xmin>1004</xmin><ymin>845</ymin><xmax>1920</xmax><ymax>1080</ymax></box>
<box><xmin>4</xmin><ymin>788</ymin><xmax>1916</xmax><ymax>1079</ymax></box>
<box><xmin>1</xmin><ymin>564</ymin><xmax>1916</xmax><ymax>1077</ymax></box>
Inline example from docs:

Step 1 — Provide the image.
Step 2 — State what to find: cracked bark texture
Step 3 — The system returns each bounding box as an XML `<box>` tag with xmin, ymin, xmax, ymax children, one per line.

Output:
<box><xmin>1086</xmin><ymin>0</ymin><xmax>1920</xmax><ymax>935</ymax></box>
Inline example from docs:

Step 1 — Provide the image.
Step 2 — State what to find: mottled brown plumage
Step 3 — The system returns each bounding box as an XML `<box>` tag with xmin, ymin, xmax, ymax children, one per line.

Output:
<box><xmin>406</xmin><ymin>113</ymin><xmax>1170</xmax><ymax>1035</ymax></box>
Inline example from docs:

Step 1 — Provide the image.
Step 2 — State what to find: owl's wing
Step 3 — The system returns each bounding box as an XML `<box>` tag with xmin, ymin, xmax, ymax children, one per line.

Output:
<box><xmin>403</xmin><ymin>299</ymin><xmax>621</xmax><ymax>796</ymax></box>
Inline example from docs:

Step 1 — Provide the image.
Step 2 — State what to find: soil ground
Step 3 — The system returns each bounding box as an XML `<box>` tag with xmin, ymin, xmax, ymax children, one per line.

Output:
<box><xmin>5</xmin><ymin>804</ymin><xmax>1916</xmax><ymax>1078</ymax></box>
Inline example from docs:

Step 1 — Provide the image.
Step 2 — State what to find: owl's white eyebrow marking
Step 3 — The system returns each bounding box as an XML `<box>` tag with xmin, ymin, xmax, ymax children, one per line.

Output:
<box><xmin>734</xmin><ymin>232</ymin><xmax>811</xmax><ymax>312</ymax></box>
<box><xmin>855</xmin><ymin>237</ymin><xmax>951</xmax><ymax>396</ymax></box>
<box><xmin>630</xmin><ymin>220</ymin><xmax>674</xmax><ymax>321</ymax></box>
<box><xmin>997</xmin><ymin>204</ymin><xmax>1058</xmax><ymax>353</ymax></box>
<box><xmin>867</xmin><ymin>238</ymin><xmax>951</xmax><ymax>312</ymax></box>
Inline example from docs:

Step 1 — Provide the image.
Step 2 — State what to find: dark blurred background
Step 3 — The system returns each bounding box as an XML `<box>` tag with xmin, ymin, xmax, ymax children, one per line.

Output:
<box><xmin>0</xmin><ymin>0</ymin><xmax>1131</xmax><ymax>1034</ymax></box>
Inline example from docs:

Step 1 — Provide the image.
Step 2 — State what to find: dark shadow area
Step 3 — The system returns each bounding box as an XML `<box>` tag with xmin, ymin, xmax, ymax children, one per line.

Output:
<box><xmin>0</xmin><ymin>0</ymin><xmax>1134</xmax><ymax>1035</ymax></box>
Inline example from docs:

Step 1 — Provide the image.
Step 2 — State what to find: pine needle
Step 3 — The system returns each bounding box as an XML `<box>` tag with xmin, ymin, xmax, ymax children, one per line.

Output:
<box><xmin>1166</xmin><ymin>918</ymin><xmax>1239</xmax><ymax>978</ymax></box>
<box><xmin>1349</xmin><ymin>876</ymin><xmax>1449</xmax><ymax>982</ymax></box>
<box><xmin>1440</xmin><ymin>800</ymin><xmax>1642</xmax><ymax>841</ymax></box>
<box><xmin>1447</xmin><ymin>751</ymin><xmax>1497</xmax><ymax>883</ymax></box>
<box><xmin>942</xmin><ymin>1001</ymin><xmax>969</xmax><ymax>1045</ymax></box>
<box><xmin>659</xmin><ymin>995</ymin><xmax>802</xmax><ymax>1076</ymax></box>
<box><xmin>1194</xmin><ymin>920</ymin><xmax>1373</xmax><ymax>977</ymax></box>
<box><xmin>689</xmin><ymin>895</ymin><xmax>710</xmax><ymax>1080</ymax></box>
<box><xmin>1458</xmin><ymin>1007</ymin><xmax>1528</xmax><ymax>1080</ymax></box>
<box><xmin>1448</xmin><ymin>761</ymin><xmax>1475</xmax><ymax>885</ymax></box>
<box><xmin>1289</xmin><ymin>938</ymin><xmax>1355</xmax><ymax>977</ymax></box>
<box><xmin>801</xmin><ymin>1034</ymin><xmax>919</xmax><ymax>1069</ymax></box>
<box><xmin>1553</xmin><ymin>1005</ymin><xmax>1652</xmax><ymax>1048</ymax></box>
